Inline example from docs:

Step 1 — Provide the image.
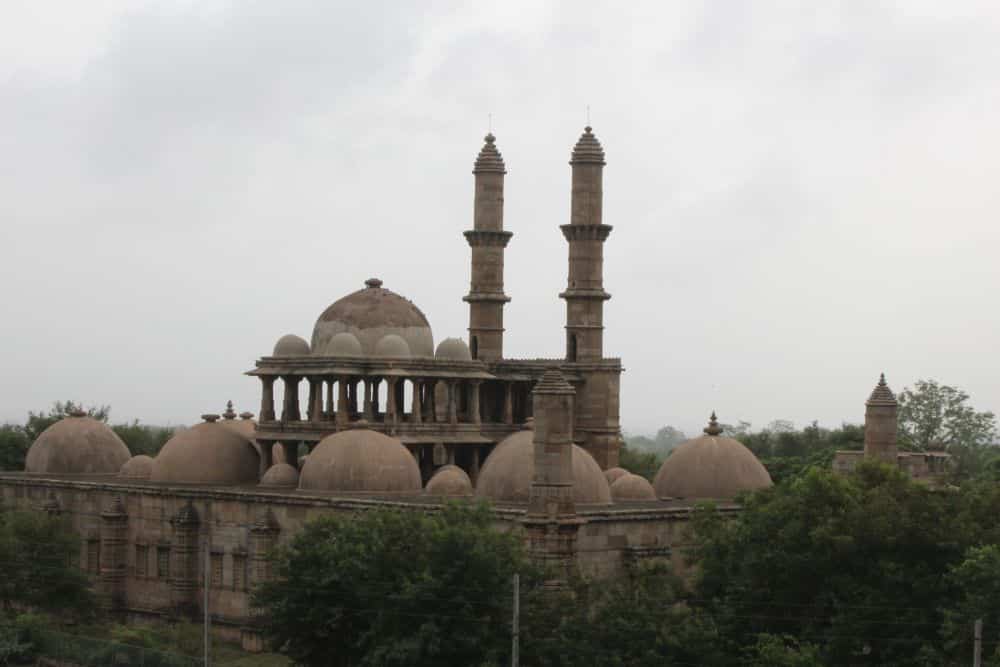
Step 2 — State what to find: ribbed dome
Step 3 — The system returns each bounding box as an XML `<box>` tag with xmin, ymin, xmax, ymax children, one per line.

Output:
<box><xmin>273</xmin><ymin>334</ymin><xmax>310</xmax><ymax>356</ymax></box>
<box><xmin>570</xmin><ymin>126</ymin><xmax>606</xmax><ymax>165</ymax></box>
<box><xmin>604</xmin><ymin>467</ymin><xmax>629</xmax><ymax>485</ymax></box>
<box><xmin>653</xmin><ymin>414</ymin><xmax>772</xmax><ymax>500</ymax></box>
<box><xmin>299</xmin><ymin>428</ymin><xmax>421</xmax><ymax>494</ymax></box>
<box><xmin>25</xmin><ymin>413</ymin><xmax>131</xmax><ymax>474</ymax></box>
<box><xmin>311</xmin><ymin>279</ymin><xmax>433</xmax><ymax>357</ymax></box>
<box><xmin>119</xmin><ymin>455</ymin><xmax>154</xmax><ymax>480</ymax></box>
<box><xmin>425</xmin><ymin>465</ymin><xmax>473</xmax><ymax>497</ymax></box>
<box><xmin>374</xmin><ymin>334</ymin><xmax>411</xmax><ymax>358</ymax></box>
<box><xmin>260</xmin><ymin>463</ymin><xmax>300</xmax><ymax>488</ymax></box>
<box><xmin>475</xmin><ymin>430</ymin><xmax>612</xmax><ymax>505</ymax></box>
<box><xmin>323</xmin><ymin>332</ymin><xmax>364</xmax><ymax>357</ymax></box>
<box><xmin>150</xmin><ymin>418</ymin><xmax>260</xmax><ymax>485</ymax></box>
<box><xmin>435</xmin><ymin>337</ymin><xmax>472</xmax><ymax>361</ymax></box>
<box><xmin>610</xmin><ymin>473</ymin><xmax>656</xmax><ymax>502</ymax></box>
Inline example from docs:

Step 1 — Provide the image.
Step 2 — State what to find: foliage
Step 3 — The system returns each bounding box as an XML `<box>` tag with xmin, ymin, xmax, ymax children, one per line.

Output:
<box><xmin>111</xmin><ymin>420</ymin><xmax>175</xmax><ymax>457</ymax></box>
<box><xmin>618</xmin><ymin>443</ymin><xmax>661</xmax><ymax>481</ymax></box>
<box><xmin>0</xmin><ymin>623</ymin><xmax>32</xmax><ymax>666</ymax></box>
<box><xmin>0</xmin><ymin>426</ymin><xmax>29</xmax><ymax>472</ymax></box>
<box><xmin>720</xmin><ymin>421</ymin><xmax>863</xmax><ymax>484</ymax></box>
<box><xmin>254</xmin><ymin>502</ymin><xmax>537</xmax><ymax>667</ymax></box>
<box><xmin>0</xmin><ymin>510</ymin><xmax>93</xmax><ymax>615</ymax></box>
<box><xmin>522</xmin><ymin>562</ymin><xmax>726</xmax><ymax>666</ymax></box>
<box><xmin>742</xmin><ymin>634</ymin><xmax>825</xmax><ymax>666</ymax></box>
<box><xmin>692</xmin><ymin>462</ymin><xmax>1000</xmax><ymax>666</ymax></box>
<box><xmin>939</xmin><ymin>545</ymin><xmax>1000</xmax><ymax>665</ymax></box>
<box><xmin>897</xmin><ymin>379</ymin><xmax>997</xmax><ymax>451</ymax></box>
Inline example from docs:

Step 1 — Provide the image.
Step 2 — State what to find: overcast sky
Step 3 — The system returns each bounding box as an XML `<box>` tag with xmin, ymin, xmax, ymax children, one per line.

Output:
<box><xmin>1</xmin><ymin>1</ymin><xmax>997</xmax><ymax>436</ymax></box>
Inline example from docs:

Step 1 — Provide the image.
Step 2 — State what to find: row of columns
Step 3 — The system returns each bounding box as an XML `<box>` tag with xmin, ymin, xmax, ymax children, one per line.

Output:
<box><xmin>260</xmin><ymin>376</ymin><xmax>507</xmax><ymax>427</ymax></box>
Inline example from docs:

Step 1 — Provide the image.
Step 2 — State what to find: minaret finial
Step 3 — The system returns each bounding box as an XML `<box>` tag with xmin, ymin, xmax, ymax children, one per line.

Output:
<box><xmin>223</xmin><ymin>400</ymin><xmax>237</xmax><ymax>420</ymax></box>
<box><xmin>704</xmin><ymin>411</ymin><xmax>723</xmax><ymax>436</ymax></box>
<box><xmin>586</xmin><ymin>104</ymin><xmax>591</xmax><ymax>126</ymax></box>
<box><xmin>488</xmin><ymin>112</ymin><xmax>492</xmax><ymax>133</ymax></box>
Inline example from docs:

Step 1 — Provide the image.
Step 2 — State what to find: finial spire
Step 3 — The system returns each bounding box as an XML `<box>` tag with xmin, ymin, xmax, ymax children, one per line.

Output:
<box><xmin>223</xmin><ymin>400</ymin><xmax>237</xmax><ymax>420</ymax></box>
<box><xmin>867</xmin><ymin>373</ymin><xmax>897</xmax><ymax>406</ymax></box>
<box><xmin>703</xmin><ymin>411</ymin><xmax>723</xmax><ymax>436</ymax></box>
<box><xmin>570</xmin><ymin>125</ymin><xmax>605</xmax><ymax>165</ymax></box>
<box><xmin>473</xmin><ymin>132</ymin><xmax>506</xmax><ymax>174</ymax></box>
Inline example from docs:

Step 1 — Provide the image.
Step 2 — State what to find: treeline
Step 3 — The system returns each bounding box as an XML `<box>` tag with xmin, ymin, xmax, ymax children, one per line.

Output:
<box><xmin>623</xmin><ymin>379</ymin><xmax>998</xmax><ymax>484</ymax></box>
<box><xmin>0</xmin><ymin>401</ymin><xmax>176</xmax><ymax>471</ymax></box>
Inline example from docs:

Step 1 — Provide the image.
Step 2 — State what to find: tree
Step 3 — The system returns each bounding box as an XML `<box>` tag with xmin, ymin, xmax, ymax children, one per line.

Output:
<box><xmin>897</xmin><ymin>380</ymin><xmax>996</xmax><ymax>452</ymax></box>
<box><xmin>0</xmin><ymin>510</ymin><xmax>93</xmax><ymax>615</ymax></box>
<box><xmin>111</xmin><ymin>421</ymin><xmax>174</xmax><ymax>457</ymax></box>
<box><xmin>24</xmin><ymin>401</ymin><xmax>110</xmax><ymax>443</ymax></box>
<box><xmin>521</xmin><ymin>562</ymin><xmax>726</xmax><ymax>667</ymax></box>
<box><xmin>254</xmin><ymin>502</ymin><xmax>535</xmax><ymax>667</ymax></box>
<box><xmin>0</xmin><ymin>425</ymin><xmax>30</xmax><ymax>471</ymax></box>
<box><xmin>939</xmin><ymin>545</ymin><xmax>1000</xmax><ymax>665</ymax></box>
<box><xmin>692</xmin><ymin>462</ymin><xmax>975</xmax><ymax>666</ymax></box>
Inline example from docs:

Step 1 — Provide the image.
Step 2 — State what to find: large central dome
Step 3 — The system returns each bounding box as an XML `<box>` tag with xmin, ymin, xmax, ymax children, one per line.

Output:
<box><xmin>311</xmin><ymin>278</ymin><xmax>434</xmax><ymax>357</ymax></box>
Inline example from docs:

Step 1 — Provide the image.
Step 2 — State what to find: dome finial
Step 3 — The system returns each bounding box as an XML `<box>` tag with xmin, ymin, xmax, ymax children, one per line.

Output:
<box><xmin>704</xmin><ymin>411</ymin><xmax>723</xmax><ymax>436</ymax></box>
<box><xmin>365</xmin><ymin>277</ymin><xmax>383</xmax><ymax>289</ymax></box>
<box><xmin>223</xmin><ymin>400</ymin><xmax>237</xmax><ymax>420</ymax></box>
<box><xmin>202</xmin><ymin>413</ymin><xmax>220</xmax><ymax>423</ymax></box>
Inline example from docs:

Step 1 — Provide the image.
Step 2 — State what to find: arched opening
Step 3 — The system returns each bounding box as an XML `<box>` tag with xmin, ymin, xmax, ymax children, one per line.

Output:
<box><xmin>567</xmin><ymin>334</ymin><xmax>578</xmax><ymax>362</ymax></box>
<box><xmin>470</xmin><ymin>336</ymin><xmax>478</xmax><ymax>360</ymax></box>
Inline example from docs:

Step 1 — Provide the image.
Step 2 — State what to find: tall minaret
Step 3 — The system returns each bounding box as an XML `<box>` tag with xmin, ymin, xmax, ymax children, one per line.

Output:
<box><xmin>864</xmin><ymin>373</ymin><xmax>899</xmax><ymax>464</ymax></box>
<box><xmin>463</xmin><ymin>133</ymin><xmax>512</xmax><ymax>361</ymax></box>
<box><xmin>560</xmin><ymin>126</ymin><xmax>611</xmax><ymax>362</ymax></box>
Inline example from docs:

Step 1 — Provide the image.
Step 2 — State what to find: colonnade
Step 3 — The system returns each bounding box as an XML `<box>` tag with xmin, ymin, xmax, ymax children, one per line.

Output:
<box><xmin>258</xmin><ymin>376</ymin><xmax>531</xmax><ymax>428</ymax></box>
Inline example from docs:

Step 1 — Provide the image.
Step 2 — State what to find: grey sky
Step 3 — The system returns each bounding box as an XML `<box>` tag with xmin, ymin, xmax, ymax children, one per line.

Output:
<box><xmin>1</xmin><ymin>1</ymin><xmax>997</xmax><ymax>436</ymax></box>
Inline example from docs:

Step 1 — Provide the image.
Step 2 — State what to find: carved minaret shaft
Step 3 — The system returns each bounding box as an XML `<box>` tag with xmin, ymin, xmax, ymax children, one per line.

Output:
<box><xmin>864</xmin><ymin>373</ymin><xmax>899</xmax><ymax>464</ymax></box>
<box><xmin>463</xmin><ymin>134</ymin><xmax>512</xmax><ymax>361</ymax></box>
<box><xmin>560</xmin><ymin>127</ymin><xmax>611</xmax><ymax>362</ymax></box>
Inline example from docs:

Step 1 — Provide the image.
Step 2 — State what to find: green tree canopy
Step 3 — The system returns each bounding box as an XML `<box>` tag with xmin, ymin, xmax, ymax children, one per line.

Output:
<box><xmin>254</xmin><ymin>502</ymin><xmax>536</xmax><ymax>667</ymax></box>
<box><xmin>0</xmin><ymin>509</ymin><xmax>93</xmax><ymax>615</ymax></box>
<box><xmin>897</xmin><ymin>379</ymin><xmax>996</xmax><ymax>452</ymax></box>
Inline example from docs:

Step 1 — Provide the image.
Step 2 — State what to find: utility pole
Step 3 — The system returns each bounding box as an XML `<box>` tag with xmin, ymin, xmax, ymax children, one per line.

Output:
<box><xmin>511</xmin><ymin>573</ymin><xmax>520</xmax><ymax>667</ymax></box>
<box><xmin>973</xmin><ymin>618</ymin><xmax>982</xmax><ymax>667</ymax></box>
<box><xmin>204</xmin><ymin>539</ymin><xmax>211</xmax><ymax>667</ymax></box>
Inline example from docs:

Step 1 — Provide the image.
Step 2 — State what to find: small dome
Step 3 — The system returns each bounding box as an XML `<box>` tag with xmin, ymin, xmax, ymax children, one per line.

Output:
<box><xmin>475</xmin><ymin>430</ymin><xmax>611</xmax><ymax>505</ymax></box>
<box><xmin>25</xmin><ymin>413</ymin><xmax>131</xmax><ymax>474</ymax></box>
<box><xmin>119</xmin><ymin>455</ymin><xmax>154</xmax><ymax>480</ymax></box>
<box><xmin>435</xmin><ymin>337</ymin><xmax>472</xmax><ymax>361</ymax></box>
<box><xmin>273</xmin><ymin>334</ymin><xmax>310</xmax><ymax>356</ymax></box>
<box><xmin>653</xmin><ymin>413</ymin><xmax>772</xmax><ymax>500</ymax></box>
<box><xmin>299</xmin><ymin>429</ymin><xmax>421</xmax><ymax>494</ymax></box>
<box><xmin>610</xmin><ymin>473</ymin><xmax>657</xmax><ymax>502</ymax></box>
<box><xmin>311</xmin><ymin>279</ymin><xmax>434</xmax><ymax>357</ymax></box>
<box><xmin>151</xmin><ymin>418</ymin><xmax>260</xmax><ymax>485</ymax></box>
<box><xmin>425</xmin><ymin>465</ymin><xmax>473</xmax><ymax>497</ymax></box>
<box><xmin>260</xmin><ymin>463</ymin><xmax>300</xmax><ymax>488</ymax></box>
<box><xmin>323</xmin><ymin>332</ymin><xmax>364</xmax><ymax>357</ymax></box>
<box><xmin>604</xmin><ymin>467</ymin><xmax>629</xmax><ymax>485</ymax></box>
<box><xmin>374</xmin><ymin>334</ymin><xmax>411</xmax><ymax>358</ymax></box>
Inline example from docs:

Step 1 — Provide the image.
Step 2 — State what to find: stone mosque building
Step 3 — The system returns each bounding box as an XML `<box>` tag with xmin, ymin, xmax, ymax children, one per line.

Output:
<box><xmin>0</xmin><ymin>126</ymin><xmax>907</xmax><ymax>649</ymax></box>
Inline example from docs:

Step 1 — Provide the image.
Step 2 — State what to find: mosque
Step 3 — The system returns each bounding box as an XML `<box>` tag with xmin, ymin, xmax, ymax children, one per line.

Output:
<box><xmin>3</xmin><ymin>126</ymin><xmax>828</xmax><ymax>649</ymax></box>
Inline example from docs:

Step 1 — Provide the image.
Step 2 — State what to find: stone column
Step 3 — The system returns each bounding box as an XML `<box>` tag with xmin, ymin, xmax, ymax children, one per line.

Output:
<box><xmin>170</xmin><ymin>501</ymin><xmax>201</xmax><ymax>618</ymax></box>
<box><xmin>386</xmin><ymin>378</ymin><xmax>398</xmax><ymax>425</ymax></box>
<box><xmin>260</xmin><ymin>377</ymin><xmax>275</xmax><ymax>422</ymax></box>
<box><xmin>410</xmin><ymin>380</ymin><xmax>422</xmax><ymax>424</ymax></box>
<box><xmin>469</xmin><ymin>380</ymin><xmax>482</xmax><ymax>425</ymax></box>
<box><xmin>337</xmin><ymin>377</ymin><xmax>349</xmax><ymax>427</ymax></box>
<box><xmin>447</xmin><ymin>381</ymin><xmax>458</xmax><ymax>425</ymax></box>
<box><xmin>280</xmin><ymin>377</ymin><xmax>292</xmax><ymax>422</ymax></box>
<box><xmin>426</xmin><ymin>380</ymin><xmax>437</xmax><ymax>423</ymax></box>
<box><xmin>325</xmin><ymin>380</ymin><xmax>335</xmax><ymax>421</ymax></box>
<box><xmin>289</xmin><ymin>377</ymin><xmax>302</xmax><ymax>421</ymax></box>
<box><xmin>100</xmin><ymin>496</ymin><xmax>128</xmax><ymax>613</ymax></box>
<box><xmin>258</xmin><ymin>441</ymin><xmax>274</xmax><ymax>475</ymax></box>
<box><xmin>306</xmin><ymin>379</ymin><xmax>318</xmax><ymax>422</ymax></box>
<box><xmin>523</xmin><ymin>370</ymin><xmax>581</xmax><ymax>580</ymax></box>
<box><xmin>363</xmin><ymin>378</ymin><xmax>375</xmax><ymax>421</ymax></box>
<box><xmin>503</xmin><ymin>382</ymin><xmax>514</xmax><ymax>425</ymax></box>
<box><xmin>470</xmin><ymin>447</ymin><xmax>481</xmax><ymax>485</ymax></box>
<box><xmin>371</xmin><ymin>378</ymin><xmax>380</xmax><ymax>418</ymax></box>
